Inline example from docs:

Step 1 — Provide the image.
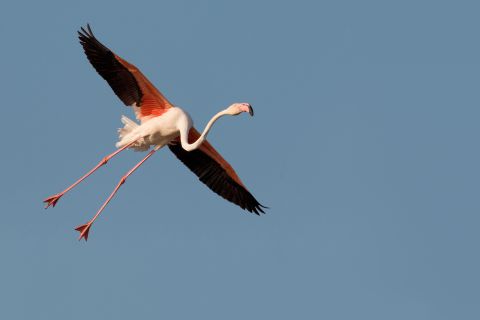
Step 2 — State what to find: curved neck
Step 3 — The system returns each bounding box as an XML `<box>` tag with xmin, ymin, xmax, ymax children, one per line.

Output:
<box><xmin>180</xmin><ymin>109</ymin><xmax>229</xmax><ymax>151</ymax></box>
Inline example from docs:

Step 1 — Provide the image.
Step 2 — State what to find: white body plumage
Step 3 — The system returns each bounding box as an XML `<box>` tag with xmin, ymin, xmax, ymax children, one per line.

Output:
<box><xmin>117</xmin><ymin>107</ymin><xmax>192</xmax><ymax>151</ymax></box>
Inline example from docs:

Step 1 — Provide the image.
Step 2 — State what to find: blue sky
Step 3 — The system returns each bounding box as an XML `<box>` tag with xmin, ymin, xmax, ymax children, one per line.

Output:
<box><xmin>1</xmin><ymin>0</ymin><xmax>479</xmax><ymax>319</ymax></box>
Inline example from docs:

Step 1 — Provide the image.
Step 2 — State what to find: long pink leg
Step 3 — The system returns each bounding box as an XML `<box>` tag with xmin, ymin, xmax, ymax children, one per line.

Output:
<box><xmin>44</xmin><ymin>141</ymin><xmax>138</xmax><ymax>209</ymax></box>
<box><xmin>75</xmin><ymin>148</ymin><xmax>157</xmax><ymax>241</ymax></box>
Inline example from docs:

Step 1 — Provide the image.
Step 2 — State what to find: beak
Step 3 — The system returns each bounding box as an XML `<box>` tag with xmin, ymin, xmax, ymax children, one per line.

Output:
<box><xmin>248</xmin><ymin>105</ymin><xmax>254</xmax><ymax>116</ymax></box>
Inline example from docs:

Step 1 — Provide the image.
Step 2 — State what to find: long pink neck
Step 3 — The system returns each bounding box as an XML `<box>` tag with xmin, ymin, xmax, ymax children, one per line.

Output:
<box><xmin>180</xmin><ymin>110</ymin><xmax>229</xmax><ymax>151</ymax></box>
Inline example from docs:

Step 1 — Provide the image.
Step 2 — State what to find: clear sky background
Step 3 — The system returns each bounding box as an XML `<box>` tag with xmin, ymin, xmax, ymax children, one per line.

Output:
<box><xmin>1</xmin><ymin>0</ymin><xmax>479</xmax><ymax>319</ymax></box>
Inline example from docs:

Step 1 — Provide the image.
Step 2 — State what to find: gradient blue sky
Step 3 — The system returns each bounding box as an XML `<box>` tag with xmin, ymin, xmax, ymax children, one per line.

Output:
<box><xmin>1</xmin><ymin>0</ymin><xmax>479</xmax><ymax>319</ymax></box>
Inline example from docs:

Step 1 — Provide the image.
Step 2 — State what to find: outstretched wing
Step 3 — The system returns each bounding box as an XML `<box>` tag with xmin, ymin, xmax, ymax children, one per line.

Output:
<box><xmin>169</xmin><ymin>128</ymin><xmax>266</xmax><ymax>215</ymax></box>
<box><xmin>78</xmin><ymin>24</ymin><xmax>173</xmax><ymax>121</ymax></box>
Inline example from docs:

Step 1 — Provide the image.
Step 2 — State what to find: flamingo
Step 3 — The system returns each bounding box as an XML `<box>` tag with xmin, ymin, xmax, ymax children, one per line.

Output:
<box><xmin>44</xmin><ymin>24</ymin><xmax>266</xmax><ymax>241</ymax></box>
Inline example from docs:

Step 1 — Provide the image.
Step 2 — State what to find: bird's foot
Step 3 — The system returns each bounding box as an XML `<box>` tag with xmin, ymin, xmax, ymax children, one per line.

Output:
<box><xmin>43</xmin><ymin>194</ymin><xmax>63</xmax><ymax>209</ymax></box>
<box><xmin>75</xmin><ymin>222</ymin><xmax>92</xmax><ymax>241</ymax></box>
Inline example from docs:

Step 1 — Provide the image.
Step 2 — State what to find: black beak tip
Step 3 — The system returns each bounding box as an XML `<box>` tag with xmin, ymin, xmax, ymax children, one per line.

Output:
<box><xmin>249</xmin><ymin>105</ymin><xmax>254</xmax><ymax>116</ymax></box>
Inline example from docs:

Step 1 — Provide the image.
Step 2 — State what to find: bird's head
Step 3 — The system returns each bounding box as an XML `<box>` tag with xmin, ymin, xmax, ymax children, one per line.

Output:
<box><xmin>226</xmin><ymin>103</ymin><xmax>254</xmax><ymax>116</ymax></box>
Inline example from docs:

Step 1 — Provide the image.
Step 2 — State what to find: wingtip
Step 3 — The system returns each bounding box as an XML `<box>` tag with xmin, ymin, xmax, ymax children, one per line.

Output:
<box><xmin>78</xmin><ymin>23</ymin><xmax>94</xmax><ymax>38</ymax></box>
<box><xmin>87</xmin><ymin>23</ymin><xmax>93</xmax><ymax>35</ymax></box>
<box><xmin>250</xmin><ymin>202</ymin><xmax>268</xmax><ymax>215</ymax></box>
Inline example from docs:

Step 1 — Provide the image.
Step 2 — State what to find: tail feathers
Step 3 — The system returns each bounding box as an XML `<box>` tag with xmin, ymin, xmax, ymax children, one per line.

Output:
<box><xmin>118</xmin><ymin>115</ymin><xmax>138</xmax><ymax>139</ymax></box>
<box><xmin>116</xmin><ymin>115</ymin><xmax>149</xmax><ymax>151</ymax></box>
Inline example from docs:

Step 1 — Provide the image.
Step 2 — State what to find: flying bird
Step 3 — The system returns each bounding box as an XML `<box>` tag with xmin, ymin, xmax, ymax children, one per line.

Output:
<box><xmin>44</xmin><ymin>24</ymin><xmax>266</xmax><ymax>241</ymax></box>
